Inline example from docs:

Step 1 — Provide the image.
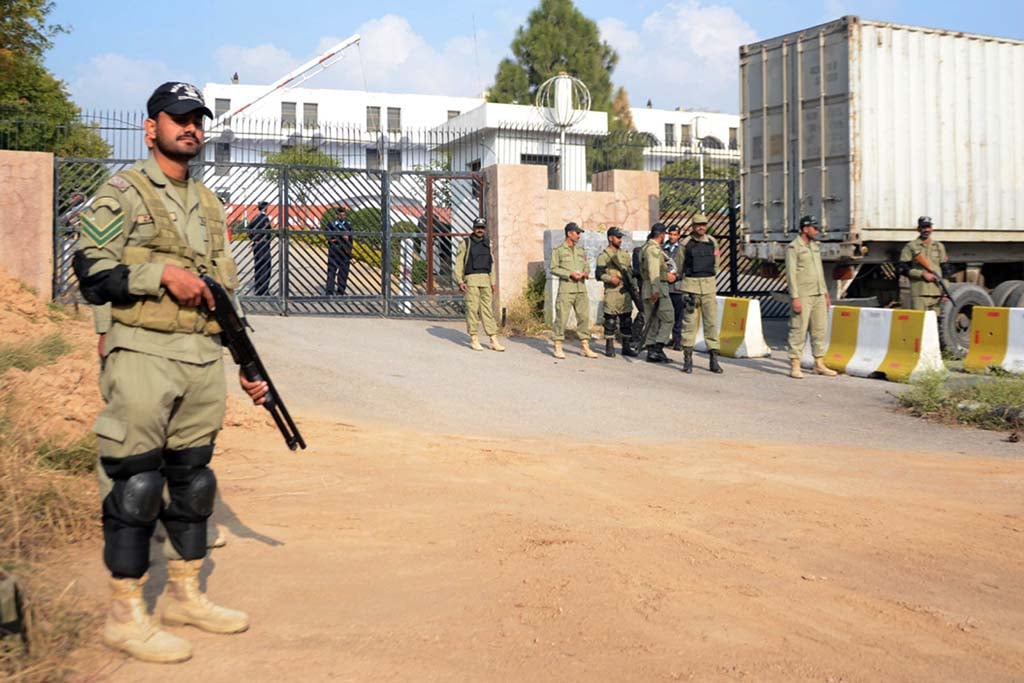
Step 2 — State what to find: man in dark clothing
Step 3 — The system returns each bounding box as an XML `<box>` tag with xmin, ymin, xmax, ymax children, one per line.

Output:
<box><xmin>325</xmin><ymin>205</ymin><xmax>353</xmax><ymax>295</ymax></box>
<box><xmin>250</xmin><ymin>201</ymin><xmax>273</xmax><ymax>296</ymax></box>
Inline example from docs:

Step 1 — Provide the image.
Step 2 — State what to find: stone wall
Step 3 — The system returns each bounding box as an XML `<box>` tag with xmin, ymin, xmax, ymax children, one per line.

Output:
<box><xmin>484</xmin><ymin>165</ymin><xmax>659</xmax><ymax>317</ymax></box>
<box><xmin>0</xmin><ymin>151</ymin><xmax>55</xmax><ymax>299</ymax></box>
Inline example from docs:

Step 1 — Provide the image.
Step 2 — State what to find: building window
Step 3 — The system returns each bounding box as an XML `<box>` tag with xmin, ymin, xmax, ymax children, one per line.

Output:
<box><xmin>214</xmin><ymin>98</ymin><xmax>231</xmax><ymax>122</ymax></box>
<box><xmin>281</xmin><ymin>102</ymin><xmax>296</xmax><ymax>127</ymax></box>
<box><xmin>681</xmin><ymin>124</ymin><xmax>692</xmax><ymax>147</ymax></box>
<box><xmin>447</xmin><ymin>110</ymin><xmax>460</xmax><ymax>120</ymax></box>
<box><xmin>664</xmin><ymin>123</ymin><xmax>675</xmax><ymax>147</ymax></box>
<box><xmin>701</xmin><ymin>135</ymin><xmax>725</xmax><ymax>150</ymax></box>
<box><xmin>214</xmin><ymin>143</ymin><xmax>230</xmax><ymax>176</ymax></box>
<box><xmin>387</xmin><ymin>150</ymin><xmax>402</xmax><ymax>173</ymax></box>
<box><xmin>366</xmin><ymin>148</ymin><xmax>380</xmax><ymax>170</ymax></box>
<box><xmin>467</xmin><ymin>159</ymin><xmax>481</xmax><ymax>172</ymax></box>
<box><xmin>387</xmin><ymin>107</ymin><xmax>401</xmax><ymax>132</ymax></box>
<box><xmin>729</xmin><ymin>127</ymin><xmax>739</xmax><ymax>150</ymax></box>
<box><xmin>304</xmin><ymin>102</ymin><xmax>319</xmax><ymax>128</ymax></box>
<box><xmin>367</xmin><ymin>106</ymin><xmax>381</xmax><ymax>132</ymax></box>
<box><xmin>521</xmin><ymin>153</ymin><xmax>559</xmax><ymax>190</ymax></box>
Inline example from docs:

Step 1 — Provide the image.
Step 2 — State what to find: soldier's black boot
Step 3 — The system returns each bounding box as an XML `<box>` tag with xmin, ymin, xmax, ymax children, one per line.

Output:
<box><xmin>671</xmin><ymin>336</ymin><xmax>683</xmax><ymax>351</ymax></box>
<box><xmin>709</xmin><ymin>349</ymin><xmax>724</xmax><ymax>374</ymax></box>
<box><xmin>683</xmin><ymin>349</ymin><xmax>693</xmax><ymax>374</ymax></box>
<box><xmin>645</xmin><ymin>345</ymin><xmax>660</xmax><ymax>363</ymax></box>
<box><xmin>605</xmin><ymin>338</ymin><xmax>615</xmax><ymax>358</ymax></box>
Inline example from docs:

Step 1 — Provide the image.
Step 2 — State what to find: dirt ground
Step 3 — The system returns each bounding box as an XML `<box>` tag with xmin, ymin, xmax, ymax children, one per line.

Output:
<box><xmin>66</xmin><ymin>413</ymin><xmax>1023</xmax><ymax>682</ymax></box>
<box><xmin>3</xmin><ymin>272</ymin><xmax>1018</xmax><ymax>682</ymax></box>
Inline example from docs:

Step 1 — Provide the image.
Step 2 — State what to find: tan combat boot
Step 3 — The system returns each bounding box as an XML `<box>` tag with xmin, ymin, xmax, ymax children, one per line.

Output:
<box><xmin>469</xmin><ymin>335</ymin><xmax>484</xmax><ymax>351</ymax></box>
<box><xmin>580</xmin><ymin>339</ymin><xmax>599</xmax><ymax>359</ymax></box>
<box><xmin>814</xmin><ymin>357</ymin><xmax>838</xmax><ymax>376</ymax></box>
<box><xmin>488</xmin><ymin>335</ymin><xmax>506</xmax><ymax>352</ymax></box>
<box><xmin>789</xmin><ymin>358</ymin><xmax>804</xmax><ymax>379</ymax></box>
<box><xmin>162</xmin><ymin>559</ymin><xmax>250</xmax><ymax>634</ymax></box>
<box><xmin>553</xmin><ymin>340</ymin><xmax>566</xmax><ymax>359</ymax></box>
<box><xmin>104</xmin><ymin>575</ymin><xmax>192</xmax><ymax>663</ymax></box>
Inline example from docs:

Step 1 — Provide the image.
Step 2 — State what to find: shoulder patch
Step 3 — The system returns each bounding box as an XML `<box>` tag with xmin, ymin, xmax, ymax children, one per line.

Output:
<box><xmin>108</xmin><ymin>175</ymin><xmax>131</xmax><ymax>192</ymax></box>
<box><xmin>91</xmin><ymin>197</ymin><xmax>122</xmax><ymax>213</ymax></box>
<box><xmin>81</xmin><ymin>212</ymin><xmax>124</xmax><ymax>248</ymax></box>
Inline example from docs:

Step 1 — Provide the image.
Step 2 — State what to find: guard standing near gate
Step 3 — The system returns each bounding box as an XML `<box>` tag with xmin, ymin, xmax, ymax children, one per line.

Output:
<box><xmin>899</xmin><ymin>216</ymin><xmax>948</xmax><ymax>313</ymax></box>
<box><xmin>680</xmin><ymin>213</ymin><xmax>722</xmax><ymax>374</ymax></box>
<box><xmin>454</xmin><ymin>217</ymin><xmax>505</xmax><ymax>352</ymax></box>
<box><xmin>550</xmin><ymin>222</ymin><xmax>598</xmax><ymax>359</ymax></box>
<box><xmin>663</xmin><ymin>224</ymin><xmax>685</xmax><ymax>350</ymax></box>
<box><xmin>595</xmin><ymin>227</ymin><xmax>633</xmax><ymax>357</ymax></box>
<box><xmin>325</xmin><ymin>205</ymin><xmax>353</xmax><ymax>295</ymax></box>
<box><xmin>640</xmin><ymin>223</ymin><xmax>676</xmax><ymax>362</ymax></box>
<box><xmin>72</xmin><ymin>81</ymin><xmax>267</xmax><ymax>663</ymax></box>
<box><xmin>786</xmin><ymin>215</ymin><xmax>838</xmax><ymax>379</ymax></box>
<box><xmin>249</xmin><ymin>201</ymin><xmax>273</xmax><ymax>296</ymax></box>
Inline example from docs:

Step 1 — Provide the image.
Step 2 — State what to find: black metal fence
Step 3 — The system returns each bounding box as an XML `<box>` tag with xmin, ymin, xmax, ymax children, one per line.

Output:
<box><xmin>54</xmin><ymin>158</ymin><xmax>485</xmax><ymax>318</ymax></box>
<box><xmin>659</xmin><ymin>176</ymin><xmax>788</xmax><ymax>317</ymax></box>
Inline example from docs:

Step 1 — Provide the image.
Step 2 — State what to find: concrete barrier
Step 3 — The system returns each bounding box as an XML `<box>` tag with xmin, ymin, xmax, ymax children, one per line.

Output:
<box><xmin>803</xmin><ymin>306</ymin><xmax>944</xmax><ymax>381</ymax></box>
<box><xmin>694</xmin><ymin>296</ymin><xmax>771</xmax><ymax>358</ymax></box>
<box><xmin>964</xmin><ymin>307</ymin><xmax>1024</xmax><ymax>374</ymax></box>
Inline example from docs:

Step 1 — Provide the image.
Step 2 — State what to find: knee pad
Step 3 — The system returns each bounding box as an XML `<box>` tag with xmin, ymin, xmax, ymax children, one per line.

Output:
<box><xmin>161</xmin><ymin>445</ymin><xmax>217</xmax><ymax>560</ymax></box>
<box><xmin>100</xmin><ymin>450</ymin><xmax>164</xmax><ymax>579</ymax></box>
<box><xmin>603</xmin><ymin>314</ymin><xmax>617</xmax><ymax>336</ymax></box>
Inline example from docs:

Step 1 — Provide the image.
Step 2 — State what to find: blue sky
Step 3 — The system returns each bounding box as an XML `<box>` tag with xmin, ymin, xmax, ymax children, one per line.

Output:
<box><xmin>45</xmin><ymin>0</ymin><xmax>1023</xmax><ymax>115</ymax></box>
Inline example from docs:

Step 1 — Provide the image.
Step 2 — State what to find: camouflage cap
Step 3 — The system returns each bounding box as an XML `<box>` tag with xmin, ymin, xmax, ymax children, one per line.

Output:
<box><xmin>691</xmin><ymin>213</ymin><xmax>709</xmax><ymax>225</ymax></box>
<box><xmin>607</xmin><ymin>226</ymin><xmax>625</xmax><ymax>239</ymax></box>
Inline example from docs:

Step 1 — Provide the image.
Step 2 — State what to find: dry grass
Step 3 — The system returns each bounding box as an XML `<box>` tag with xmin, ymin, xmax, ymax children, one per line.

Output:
<box><xmin>0</xmin><ymin>339</ymin><xmax>100</xmax><ymax>680</ymax></box>
<box><xmin>502</xmin><ymin>270</ymin><xmax>549</xmax><ymax>338</ymax></box>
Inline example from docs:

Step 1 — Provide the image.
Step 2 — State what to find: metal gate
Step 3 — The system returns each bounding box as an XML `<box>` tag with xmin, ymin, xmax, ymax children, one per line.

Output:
<box><xmin>659</xmin><ymin>176</ymin><xmax>789</xmax><ymax>317</ymax></box>
<box><xmin>54</xmin><ymin>158</ymin><xmax>485</xmax><ymax>319</ymax></box>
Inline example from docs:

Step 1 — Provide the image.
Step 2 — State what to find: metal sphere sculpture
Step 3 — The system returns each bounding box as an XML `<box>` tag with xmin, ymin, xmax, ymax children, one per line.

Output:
<box><xmin>535</xmin><ymin>72</ymin><xmax>591</xmax><ymax>129</ymax></box>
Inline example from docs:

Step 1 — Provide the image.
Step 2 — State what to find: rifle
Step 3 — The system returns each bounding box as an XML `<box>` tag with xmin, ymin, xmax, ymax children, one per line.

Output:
<box><xmin>201</xmin><ymin>275</ymin><xmax>307</xmax><ymax>451</ymax></box>
<box><xmin>912</xmin><ymin>253</ymin><xmax>954</xmax><ymax>301</ymax></box>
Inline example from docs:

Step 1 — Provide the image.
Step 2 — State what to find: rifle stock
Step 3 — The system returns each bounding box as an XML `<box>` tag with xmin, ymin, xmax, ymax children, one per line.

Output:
<box><xmin>201</xmin><ymin>275</ymin><xmax>307</xmax><ymax>451</ymax></box>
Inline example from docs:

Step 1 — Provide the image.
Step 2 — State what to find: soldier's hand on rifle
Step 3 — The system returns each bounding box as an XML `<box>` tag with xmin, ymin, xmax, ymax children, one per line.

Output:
<box><xmin>792</xmin><ymin>297</ymin><xmax>802</xmax><ymax>314</ymax></box>
<box><xmin>609</xmin><ymin>275</ymin><xmax>621</xmax><ymax>286</ymax></box>
<box><xmin>161</xmin><ymin>264</ymin><xmax>215</xmax><ymax>310</ymax></box>
<box><xmin>239</xmin><ymin>370</ymin><xmax>269</xmax><ymax>406</ymax></box>
<box><xmin>923</xmin><ymin>271</ymin><xmax>936</xmax><ymax>282</ymax></box>
<box><xmin>667</xmin><ymin>272</ymin><xmax>678</xmax><ymax>284</ymax></box>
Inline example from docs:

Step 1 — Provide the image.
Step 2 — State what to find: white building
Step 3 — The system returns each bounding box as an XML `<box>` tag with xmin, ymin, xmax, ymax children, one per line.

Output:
<box><xmin>629</xmin><ymin>107</ymin><xmax>740</xmax><ymax>172</ymax></box>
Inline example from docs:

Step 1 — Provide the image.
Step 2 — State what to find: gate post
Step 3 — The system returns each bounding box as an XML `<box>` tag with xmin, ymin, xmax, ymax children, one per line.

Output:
<box><xmin>281</xmin><ymin>167</ymin><xmax>290</xmax><ymax>316</ymax></box>
<box><xmin>381</xmin><ymin>171</ymin><xmax>392</xmax><ymax>316</ymax></box>
<box><xmin>727</xmin><ymin>180</ymin><xmax>739</xmax><ymax>297</ymax></box>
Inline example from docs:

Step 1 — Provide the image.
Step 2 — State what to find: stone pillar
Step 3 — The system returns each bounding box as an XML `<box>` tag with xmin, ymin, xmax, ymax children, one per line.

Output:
<box><xmin>0</xmin><ymin>151</ymin><xmax>55</xmax><ymax>299</ymax></box>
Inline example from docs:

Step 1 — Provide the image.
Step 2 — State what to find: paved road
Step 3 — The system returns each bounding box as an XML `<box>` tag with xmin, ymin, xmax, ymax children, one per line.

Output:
<box><xmin>233</xmin><ymin>315</ymin><xmax>1020</xmax><ymax>458</ymax></box>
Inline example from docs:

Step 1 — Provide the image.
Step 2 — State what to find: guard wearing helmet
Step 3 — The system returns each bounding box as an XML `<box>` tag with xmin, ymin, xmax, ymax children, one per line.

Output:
<box><xmin>454</xmin><ymin>217</ymin><xmax>505</xmax><ymax>351</ymax></box>
<box><xmin>550</xmin><ymin>222</ymin><xmax>598</xmax><ymax>359</ymax></box>
<box><xmin>785</xmin><ymin>215</ymin><xmax>837</xmax><ymax>379</ymax></box>
<box><xmin>899</xmin><ymin>216</ymin><xmax>948</xmax><ymax>313</ymax></box>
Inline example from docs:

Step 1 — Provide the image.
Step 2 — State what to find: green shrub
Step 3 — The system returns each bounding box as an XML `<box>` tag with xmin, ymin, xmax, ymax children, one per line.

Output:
<box><xmin>0</xmin><ymin>334</ymin><xmax>71</xmax><ymax>375</ymax></box>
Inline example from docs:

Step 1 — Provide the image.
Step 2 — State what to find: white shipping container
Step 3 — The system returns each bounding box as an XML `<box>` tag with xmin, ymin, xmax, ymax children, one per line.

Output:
<box><xmin>740</xmin><ymin>16</ymin><xmax>1024</xmax><ymax>260</ymax></box>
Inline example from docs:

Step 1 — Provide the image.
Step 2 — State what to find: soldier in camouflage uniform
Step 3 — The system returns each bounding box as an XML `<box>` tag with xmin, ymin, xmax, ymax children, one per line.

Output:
<box><xmin>640</xmin><ymin>223</ymin><xmax>677</xmax><ymax>363</ymax></box>
<box><xmin>73</xmin><ymin>82</ymin><xmax>266</xmax><ymax>663</ymax></box>
<box><xmin>550</xmin><ymin>222</ymin><xmax>598</xmax><ymax>359</ymax></box>
<box><xmin>785</xmin><ymin>215</ymin><xmax>838</xmax><ymax>379</ymax></box>
<box><xmin>680</xmin><ymin>213</ymin><xmax>723</xmax><ymax>374</ymax></box>
<box><xmin>899</xmin><ymin>216</ymin><xmax>949</xmax><ymax>313</ymax></box>
<box><xmin>595</xmin><ymin>227</ymin><xmax>634</xmax><ymax>357</ymax></box>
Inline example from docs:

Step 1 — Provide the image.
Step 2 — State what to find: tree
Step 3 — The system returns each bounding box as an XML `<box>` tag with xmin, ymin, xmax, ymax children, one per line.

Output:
<box><xmin>0</xmin><ymin>0</ymin><xmax>109</xmax><ymax>157</ymax></box>
<box><xmin>487</xmin><ymin>0</ymin><xmax>618</xmax><ymax>113</ymax></box>
<box><xmin>589</xmin><ymin>86</ymin><xmax>643</xmax><ymax>173</ymax></box>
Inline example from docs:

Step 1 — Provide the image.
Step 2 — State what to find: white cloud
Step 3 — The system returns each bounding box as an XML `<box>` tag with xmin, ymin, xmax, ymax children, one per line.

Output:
<box><xmin>68</xmin><ymin>54</ymin><xmax>185</xmax><ymax>111</ymax></box>
<box><xmin>601</xmin><ymin>0</ymin><xmax>757</xmax><ymax>113</ymax></box>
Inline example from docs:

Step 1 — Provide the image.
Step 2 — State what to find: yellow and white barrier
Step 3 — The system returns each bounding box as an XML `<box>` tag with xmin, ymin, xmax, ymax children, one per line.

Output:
<box><xmin>694</xmin><ymin>296</ymin><xmax>771</xmax><ymax>358</ymax></box>
<box><xmin>964</xmin><ymin>307</ymin><xmax>1024</xmax><ymax>374</ymax></box>
<box><xmin>802</xmin><ymin>306</ymin><xmax>944</xmax><ymax>381</ymax></box>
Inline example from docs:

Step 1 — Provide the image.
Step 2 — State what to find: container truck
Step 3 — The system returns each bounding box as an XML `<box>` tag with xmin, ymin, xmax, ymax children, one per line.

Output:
<box><xmin>739</xmin><ymin>16</ymin><xmax>1024</xmax><ymax>354</ymax></box>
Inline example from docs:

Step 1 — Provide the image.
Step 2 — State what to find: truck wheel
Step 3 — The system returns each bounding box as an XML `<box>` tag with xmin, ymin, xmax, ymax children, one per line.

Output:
<box><xmin>989</xmin><ymin>280</ymin><xmax>1024</xmax><ymax>308</ymax></box>
<box><xmin>1005</xmin><ymin>286</ymin><xmax>1024</xmax><ymax>309</ymax></box>
<box><xmin>939</xmin><ymin>283</ymin><xmax>994</xmax><ymax>358</ymax></box>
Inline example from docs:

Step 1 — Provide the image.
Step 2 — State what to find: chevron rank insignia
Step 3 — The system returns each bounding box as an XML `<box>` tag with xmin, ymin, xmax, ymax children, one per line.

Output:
<box><xmin>81</xmin><ymin>213</ymin><xmax>125</xmax><ymax>247</ymax></box>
